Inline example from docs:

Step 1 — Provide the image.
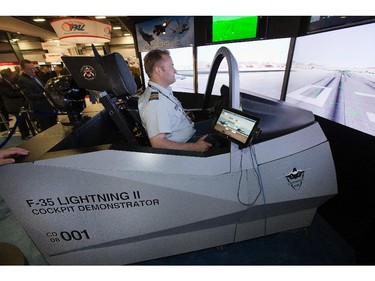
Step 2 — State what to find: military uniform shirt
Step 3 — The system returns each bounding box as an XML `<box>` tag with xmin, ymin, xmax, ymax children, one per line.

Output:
<box><xmin>138</xmin><ymin>82</ymin><xmax>195</xmax><ymax>142</ymax></box>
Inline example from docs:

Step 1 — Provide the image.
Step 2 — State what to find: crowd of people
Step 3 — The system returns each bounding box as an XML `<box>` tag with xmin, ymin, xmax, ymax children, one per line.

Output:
<box><xmin>0</xmin><ymin>61</ymin><xmax>69</xmax><ymax>138</ymax></box>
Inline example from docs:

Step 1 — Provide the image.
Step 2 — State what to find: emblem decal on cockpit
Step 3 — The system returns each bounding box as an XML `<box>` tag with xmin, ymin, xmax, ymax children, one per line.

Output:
<box><xmin>80</xmin><ymin>65</ymin><xmax>96</xmax><ymax>80</ymax></box>
<box><xmin>285</xmin><ymin>168</ymin><xmax>305</xmax><ymax>191</ymax></box>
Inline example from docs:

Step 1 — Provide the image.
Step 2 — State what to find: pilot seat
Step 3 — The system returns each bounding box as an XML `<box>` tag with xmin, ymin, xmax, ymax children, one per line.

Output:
<box><xmin>90</xmin><ymin>49</ymin><xmax>151</xmax><ymax>147</ymax></box>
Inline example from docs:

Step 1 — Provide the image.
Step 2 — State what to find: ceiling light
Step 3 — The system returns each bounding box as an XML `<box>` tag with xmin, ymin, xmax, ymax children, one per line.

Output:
<box><xmin>113</xmin><ymin>26</ymin><xmax>122</xmax><ymax>30</ymax></box>
<box><xmin>95</xmin><ymin>16</ymin><xmax>107</xmax><ymax>19</ymax></box>
<box><xmin>33</xmin><ymin>18</ymin><xmax>46</xmax><ymax>22</ymax></box>
<box><xmin>123</xmin><ymin>33</ymin><xmax>131</xmax><ymax>36</ymax></box>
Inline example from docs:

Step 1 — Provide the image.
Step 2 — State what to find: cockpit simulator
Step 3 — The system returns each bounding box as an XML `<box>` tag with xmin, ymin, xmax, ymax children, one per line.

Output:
<box><xmin>0</xmin><ymin>47</ymin><xmax>337</xmax><ymax>265</ymax></box>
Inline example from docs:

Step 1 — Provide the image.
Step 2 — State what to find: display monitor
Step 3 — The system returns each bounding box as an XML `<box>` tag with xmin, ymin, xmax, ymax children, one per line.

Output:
<box><xmin>285</xmin><ymin>22</ymin><xmax>375</xmax><ymax>137</ymax></box>
<box><xmin>212</xmin><ymin>16</ymin><xmax>258</xmax><ymax>43</ymax></box>
<box><xmin>139</xmin><ymin>38</ymin><xmax>291</xmax><ymax>100</ymax></box>
<box><xmin>197</xmin><ymin>38</ymin><xmax>291</xmax><ymax>100</ymax></box>
<box><xmin>212</xmin><ymin>107</ymin><xmax>260</xmax><ymax>147</ymax></box>
<box><xmin>307</xmin><ymin>16</ymin><xmax>375</xmax><ymax>33</ymax></box>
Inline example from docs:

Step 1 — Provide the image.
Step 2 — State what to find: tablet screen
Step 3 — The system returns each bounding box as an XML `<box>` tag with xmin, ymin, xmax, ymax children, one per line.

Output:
<box><xmin>212</xmin><ymin>107</ymin><xmax>260</xmax><ymax>147</ymax></box>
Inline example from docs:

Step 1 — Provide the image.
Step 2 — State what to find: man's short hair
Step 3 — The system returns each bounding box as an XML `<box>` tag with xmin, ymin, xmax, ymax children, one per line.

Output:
<box><xmin>143</xmin><ymin>49</ymin><xmax>170</xmax><ymax>78</ymax></box>
<box><xmin>0</xmin><ymin>68</ymin><xmax>12</xmax><ymax>79</ymax></box>
<box><xmin>20</xmin><ymin>59</ymin><xmax>33</xmax><ymax>70</ymax></box>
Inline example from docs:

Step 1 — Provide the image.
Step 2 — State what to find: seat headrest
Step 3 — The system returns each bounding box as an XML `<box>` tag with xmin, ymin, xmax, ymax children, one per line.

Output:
<box><xmin>100</xmin><ymin>52</ymin><xmax>137</xmax><ymax>98</ymax></box>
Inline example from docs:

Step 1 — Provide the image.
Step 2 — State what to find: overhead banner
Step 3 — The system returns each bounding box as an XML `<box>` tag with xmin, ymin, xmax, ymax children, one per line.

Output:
<box><xmin>50</xmin><ymin>18</ymin><xmax>111</xmax><ymax>43</ymax></box>
<box><xmin>135</xmin><ymin>16</ymin><xmax>194</xmax><ymax>52</ymax></box>
<box><xmin>41</xmin><ymin>42</ymin><xmax>77</xmax><ymax>50</ymax></box>
<box><xmin>44</xmin><ymin>53</ymin><xmax>63</xmax><ymax>62</ymax></box>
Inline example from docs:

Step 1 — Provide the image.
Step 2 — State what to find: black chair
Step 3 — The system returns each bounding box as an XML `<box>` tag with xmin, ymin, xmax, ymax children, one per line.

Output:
<box><xmin>94</xmin><ymin>48</ymin><xmax>150</xmax><ymax>147</ymax></box>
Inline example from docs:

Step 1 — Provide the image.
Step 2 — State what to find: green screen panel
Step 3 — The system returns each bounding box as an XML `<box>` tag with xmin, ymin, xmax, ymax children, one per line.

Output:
<box><xmin>212</xmin><ymin>16</ymin><xmax>258</xmax><ymax>43</ymax></box>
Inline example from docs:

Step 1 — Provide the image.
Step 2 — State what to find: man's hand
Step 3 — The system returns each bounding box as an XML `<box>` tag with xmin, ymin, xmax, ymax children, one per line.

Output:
<box><xmin>0</xmin><ymin>147</ymin><xmax>29</xmax><ymax>166</ymax></box>
<box><xmin>149</xmin><ymin>134</ymin><xmax>212</xmax><ymax>152</ymax></box>
<box><xmin>194</xmin><ymin>134</ymin><xmax>212</xmax><ymax>152</ymax></box>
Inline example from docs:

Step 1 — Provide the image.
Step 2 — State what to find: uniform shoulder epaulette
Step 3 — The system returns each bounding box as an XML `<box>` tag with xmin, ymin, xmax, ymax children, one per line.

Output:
<box><xmin>149</xmin><ymin>91</ymin><xmax>159</xmax><ymax>101</ymax></box>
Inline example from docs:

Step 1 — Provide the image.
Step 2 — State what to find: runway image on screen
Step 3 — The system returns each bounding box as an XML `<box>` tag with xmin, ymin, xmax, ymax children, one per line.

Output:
<box><xmin>285</xmin><ymin>22</ymin><xmax>375</xmax><ymax>137</ymax></box>
<box><xmin>140</xmin><ymin>39</ymin><xmax>290</xmax><ymax>100</ymax></box>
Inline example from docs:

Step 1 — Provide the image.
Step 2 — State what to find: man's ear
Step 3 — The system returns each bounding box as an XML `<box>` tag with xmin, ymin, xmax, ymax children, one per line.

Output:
<box><xmin>154</xmin><ymin>65</ymin><xmax>163</xmax><ymax>76</ymax></box>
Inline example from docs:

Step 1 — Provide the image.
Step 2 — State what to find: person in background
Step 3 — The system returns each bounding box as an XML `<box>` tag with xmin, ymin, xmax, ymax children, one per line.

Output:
<box><xmin>0</xmin><ymin>91</ymin><xmax>9</xmax><ymax>131</ymax></box>
<box><xmin>0</xmin><ymin>69</ymin><xmax>32</xmax><ymax>139</ymax></box>
<box><xmin>50</xmin><ymin>64</ymin><xmax>62</xmax><ymax>77</ymax></box>
<box><xmin>59</xmin><ymin>63</ymin><xmax>70</xmax><ymax>75</ymax></box>
<box><xmin>0</xmin><ymin>69</ymin><xmax>11</xmax><ymax>125</ymax></box>
<box><xmin>18</xmin><ymin>60</ymin><xmax>57</xmax><ymax>132</ymax></box>
<box><xmin>36</xmin><ymin>65</ymin><xmax>52</xmax><ymax>85</ymax></box>
<box><xmin>0</xmin><ymin>147</ymin><xmax>29</xmax><ymax>166</ymax></box>
<box><xmin>13</xmin><ymin>66</ymin><xmax>22</xmax><ymax>85</ymax></box>
<box><xmin>130</xmin><ymin>66</ymin><xmax>143</xmax><ymax>93</ymax></box>
<box><xmin>138</xmin><ymin>49</ymin><xmax>212</xmax><ymax>152</ymax></box>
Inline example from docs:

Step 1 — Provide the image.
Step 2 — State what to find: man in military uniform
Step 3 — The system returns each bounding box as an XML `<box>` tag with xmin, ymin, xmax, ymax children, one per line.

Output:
<box><xmin>138</xmin><ymin>49</ymin><xmax>212</xmax><ymax>152</ymax></box>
